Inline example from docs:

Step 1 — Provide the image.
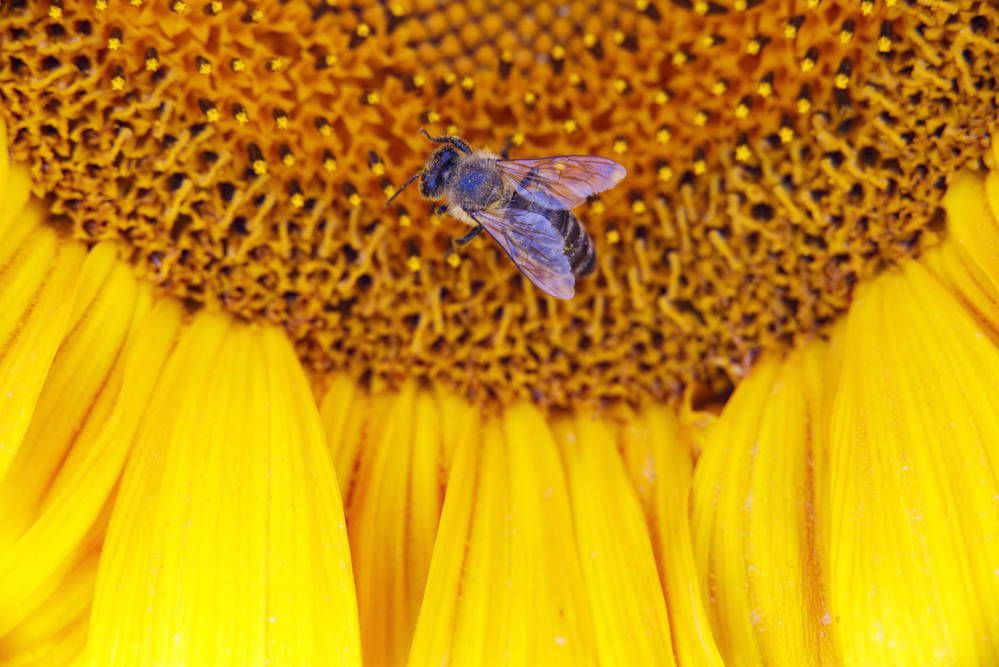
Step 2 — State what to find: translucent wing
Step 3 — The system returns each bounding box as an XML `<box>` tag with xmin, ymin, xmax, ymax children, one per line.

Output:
<box><xmin>496</xmin><ymin>155</ymin><xmax>627</xmax><ymax>210</ymax></box>
<box><xmin>470</xmin><ymin>208</ymin><xmax>575</xmax><ymax>299</ymax></box>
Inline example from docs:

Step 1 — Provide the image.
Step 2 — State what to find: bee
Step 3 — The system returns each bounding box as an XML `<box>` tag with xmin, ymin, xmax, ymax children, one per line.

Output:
<box><xmin>386</xmin><ymin>130</ymin><xmax>627</xmax><ymax>299</ymax></box>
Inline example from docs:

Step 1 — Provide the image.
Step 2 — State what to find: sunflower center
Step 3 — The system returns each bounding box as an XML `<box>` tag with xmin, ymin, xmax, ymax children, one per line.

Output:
<box><xmin>0</xmin><ymin>0</ymin><xmax>994</xmax><ymax>407</ymax></box>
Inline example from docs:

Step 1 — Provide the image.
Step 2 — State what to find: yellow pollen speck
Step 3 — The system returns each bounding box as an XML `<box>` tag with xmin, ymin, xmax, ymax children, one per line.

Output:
<box><xmin>291</xmin><ymin>193</ymin><xmax>305</xmax><ymax>208</ymax></box>
<box><xmin>694</xmin><ymin>159</ymin><xmax>707</xmax><ymax>175</ymax></box>
<box><xmin>801</xmin><ymin>57</ymin><xmax>815</xmax><ymax>72</ymax></box>
<box><xmin>276</xmin><ymin>116</ymin><xmax>289</xmax><ymax>129</ymax></box>
<box><xmin>672</xmin><ymin>52</ymin><xmax>688</xmax><ymax>66</ymax></box>
<box><xmin>631</xmin><ymin>200</ymin><xmax>647</xmax><ymax>213</ymax></box>
<box><xmin>614</xmin><ymin>79</ymin><xmax>628</xmax><ymax>93</ymax></box>
<box><xmin>366</xmin><ymin>92</ymin><xmax>380</xmax><ymax>105</ymax></box>
<box><xmin>779</xmin><ymin>126</ymin><xmax>795</xmax><ymax>143</ymax></box>
<box><xmin>583</xmin><ymin>33</ymin><xmax>597</xmax><ymax>47</ymax></box>
<box><xmin>784</xmin><ymin>25</ymin><xmax>798</xmax><ymax>39</ymax></box>
<box><xmin>500</xmin><ymin>49</ymin><xmax>513</xmax><ymax>63</ymax></box>
<box><xmin>711</xmin><ymin>80</ymin><xmax>727</xmax><ymax>95</ymax></box>
<box><xmin>758</xmin><ymin>80</ymin><xmax>773</xmax><ymax>97</ymax></box>
<box><xmin>590</xmin><ymin>200</ymin><xmax>605</xmax><ymax>214</ymax></box>
<box><xmin>796</xmin><ymin>98</ymin><xmax>812</xmax><ymax>114</ymax></box>
<box><xmin>446</xmin><ymin>124</ymin><xmax>458</xmax><ymax>135</ymax></box>
<box><xmin>512</xmin><ymin>133</ymin><xmax>524</xmax><ymax>146</ymax></box>
<box><xmin>861</xmin><ymin>0</ymin><xmax>874</xmax><ymax>14</ymax></box>
<box><xmin>398</xmin><ymin>214</ymin><xmax>411</xmax><ymax>227</ymax></box>
<box><xmin>108</xmin><ymin>37</ymin><xmax>122</xmax><ymax>51</ymax></box>
<box><xmin>654</xmin><ymin>89</ymin><xmax>670</xmax><ymax>104</ymax></box>
<box><xmin>267</xmin><ymin>58</ymin><xmax>286</xmax><ymax>72</ymax></box>
<box><xmin>736</xmin><ymin>144</ymin><xmax>752</xmax><ymax>161</ymax></box>
<box><xmin>746</xmin><ymin>40</ymin><xmax>762</xmax><ymax>55</ymax></box>
<box><xmin>210</xmin><ymin>1</ymin><xmax>222</xmax><ymax>12</ymax></box>
<box><xmin>390</xmin><ymin>2</ymin><xmax>405</xmax><ymax>16</ymax></box>
<box><xmin>48</xmin><ymin>5</ymin><xmax>62</xmax><ymax>19</ymax></box>
<box><xmin>734</xmin><ymin>0</ymin><xmax>747</xmax><ymax>8</ymax></box>
<box><xmin>324</xmin><ymin>54</ymin><xmax>338</xmax><ymax>67</ymax></box>
<box><xmin>318</xmin><ymin>124</ymin><xmax>332</xmax><ymax>137</ymax></box>
<box><xmin>807</xmin><ymin>0</ymin><xmax>821</xmax><ymax>7</ymax></box>
<box><xmin>111</xmin><ymin>75</ymin><xmax>125</xmax><ymax>91</ymax></box>
<box><xmin>131</xmin><ymin>0</ymin><xmax>143</xmax><ymax>5</ymax></box>
<box><xmin>524</xmin><ymin>92</ymin><xmax>537</xmax><ymax>104</ymax></box>
<box><xmin>694</xmin><ymin>0</ymin><xmax>708</xmax><ymax>14</ymax></box>
<box><xmin>146</xmin><ymin>58</ymin><xmax>160</xmax><ymax>72</ymax></box>
<box><xmin>205</xmin><ymin>108</ymin><xmax>221</xmax><ymax>123</ymax></box>
<box><xmin>427</xmin><ymin>111</ymin><xmax>440</xmax><ymax>123</ymax></box>
<box><xmin>568</xmin><ymin>73</ymin><xmax>581</xmax><ymax>85</ymax></box>
<box><xmin>252</xmin><ymin>160</ymin><xmax>267</xmax><ymax>176</ymax></box>
<box><xmin>356</xmin><ymin>23</ymin><xmax>371</xmax><ymax>38</ymax></box>
<box><xmin>612</xmin><ymin>139</ymin><xmax>628</xmax><ymax>154</ymax></box>
<box><xmin>635</xmin><ymin>0</ymin><xmax>649</xmax><ymax>9</ymax></box>
<box><xmin>606</xmin><ymin>229</ymin><xmax>621</xmax><ymax>244</ymax></box>
<box><xmin>840</xmin><ymin>30</ymin><xmax>854</xmax><ymax>44</ymax></box>
<box><xmin>613</xmin><ymin>30</ymin><xmax>626</xmax><ymax>45</ymax></box>
<box><xmin>282</xmin><ymin>153</ymin><xmax>295</xmax><ymax>167</ymax></box>
<box><xmin>412</xmin><ymin>74</ymin><xmax>425</xmax><ymax>87</ymax></box>
<box><xmin>658</xmin><ymin>166</ymin><xmax>673</xmax><ymax>182</ymax></box>
<box><xmin>835</xmin><ymin>73</ymin><xmax>850</xmax><ymax>89</ymax></box>
<box><xmin>694</xmin><ymin>110</ymin><xmax>708</xmax><ymax>126</ymax></box>
<box><xmin>231</xmin><ymin>59</ymin><xmax>247</xmax><ymax>73</ymax></box>
<box><xmin>656</xmin><ymin>128</ymin><xmax>671</xmax><ymax>144</ymax></box>
<box><xmin>323</xmin><ymin>158</ymin><xmax>337</xmax><ymax>172</ymax></box>
<box><xmin>235</xmin><ymin>110</ymin><xmax>249</xmax><ymax>125</ymax></box>
<box><xmin>563</xmin><ymin>119</ymin><xmax>578</xmax><ymax>133</ymax></box>
<box><xmin>171</xmin><ymin>0</ymin><xmax>189</xmax><ymax>15</ymax></box>
<box><xmin>372</xmin><ymin>163</ymin><xmax>385</xmax><ymax>176</ymax></box>
<box><xmin>461</xmin><ymin>76</ymin><xmax>474</xmax><ymax>90</ymax></box>
<box><xmin>406</xmin><ymin>256</ymin><xmax>422</xmax><ymax>272</ymax></box>
<box><xmin>878</xmin><ymin>37</ymin><xmax>892</xmax><ymax>53</ymax></box>
<box><xmin>735</xmin><ymin>102</ymin><xmax>749</xmax><ymax>118</ymax></box>
<box><xmin>348</xmin><ymin>193</ymin><xmax>362</xmax><ymax>207</ymax></box>
<box><xmin>249</xmin><ymin>8</ymin><xmax>263</xmax><ymax>21</ymax></box>
<box><xmin>95</xmin><ymin>0</ymin><xmax>107</xmax><ymax>10</ymax></box>
<box><xmin>446</xmin><ymin>253</ymin><xmax>461</xmax><ymax>268</ymax></box>
<box><xmin>551</xmin><ymin>45</ymin><xmax>566</xmax><ymax>60</ymax></box>
<box><xmin>198</xmin><ymin>61</ymin><xmax>213</xmax><ymax>75</ymax></box>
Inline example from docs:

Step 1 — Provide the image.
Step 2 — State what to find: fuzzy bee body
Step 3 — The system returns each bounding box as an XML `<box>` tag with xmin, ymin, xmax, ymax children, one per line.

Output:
<box><xmin>387</xmin><ymin>130</ymin><xmax>625</xmax><ymax>299</ymax></box>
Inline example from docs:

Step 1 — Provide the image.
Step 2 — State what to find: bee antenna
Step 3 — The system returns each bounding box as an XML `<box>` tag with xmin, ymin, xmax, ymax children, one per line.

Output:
<box><xmin>385</xmin><ymin>170</ymin><xmax>422</xmax><ymax>207</ymax></box>
<box><xmin>419</xmin><ymin>127</ymin><xmax>434</xmax><ymax>143</ymax></box>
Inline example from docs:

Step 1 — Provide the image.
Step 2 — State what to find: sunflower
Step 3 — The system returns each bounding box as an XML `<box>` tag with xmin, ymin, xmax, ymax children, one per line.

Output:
<box><xmin>0</xmin><ymin>0</ymin><xmax>997</xmax><ymax>664</ymax></box>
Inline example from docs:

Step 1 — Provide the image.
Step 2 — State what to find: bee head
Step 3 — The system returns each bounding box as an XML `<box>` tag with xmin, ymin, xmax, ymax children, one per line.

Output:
<box><xmin>419</xmin><ymin>146</ymin><xmax>460</xmax><ymax>199</ymax></box>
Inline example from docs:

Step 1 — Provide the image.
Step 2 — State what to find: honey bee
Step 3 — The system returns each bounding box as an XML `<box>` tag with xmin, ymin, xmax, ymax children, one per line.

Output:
<box><xmin>386</xmin><ymin>130</ymin><xmax>627</xmax><ymax>299</ymax></box>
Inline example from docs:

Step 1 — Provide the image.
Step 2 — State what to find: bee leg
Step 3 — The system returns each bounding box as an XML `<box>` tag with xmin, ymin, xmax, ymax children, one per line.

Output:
<box><xmin>453</xmin><ymin>224</ymin><xmax>484</xmax><ymax>247</ymax></box>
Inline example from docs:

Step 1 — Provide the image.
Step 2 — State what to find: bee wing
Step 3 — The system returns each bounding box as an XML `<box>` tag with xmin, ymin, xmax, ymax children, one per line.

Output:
<box><xmin>470</xmin><ymin>208</ymin><xmax>576</xmax><ymax>299</ymax></box>
<box><xmin>496</xmin><ymin>155</ymin><xmax>627</xmax><ymax>210</ymax></box>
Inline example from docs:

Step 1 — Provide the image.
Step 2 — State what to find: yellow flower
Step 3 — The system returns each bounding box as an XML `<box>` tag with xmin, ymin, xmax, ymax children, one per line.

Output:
<box><xmin>0</xmin><ymin>1</ymin><xmax>997</xmax><ymax>666</ymax></box>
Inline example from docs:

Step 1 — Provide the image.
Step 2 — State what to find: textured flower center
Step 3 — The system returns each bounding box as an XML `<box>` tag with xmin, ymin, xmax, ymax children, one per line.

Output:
<box><xmin>0</xmin><ymin>0</ymin><xmax>994</xmax><ymax>407</ymax></box>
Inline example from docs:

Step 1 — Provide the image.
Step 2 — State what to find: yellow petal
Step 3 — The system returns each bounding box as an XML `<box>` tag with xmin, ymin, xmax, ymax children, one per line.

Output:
<box><xmin>85</xmin><ymin>314</ymin><xmax>360</xmax><ymax>666</ymax></box>
<box><xmin>1</xmin><ymin>549</ymin><xmax>98</xmax><ymax>665</ymax></box>
<box><xmin>928</xmin><ymin>170</ymin><xmax>999</xmax><ymax>337</ymax></box>
<box><xmin>409</xmin><ymin>403</ymin><xmax>598</xmax><ymax>666</ymax></box>
<box><xmin>0</xmin><ymin>244</ymin><xmax>174</xmax><ymax>652</ymax></box>
<box><xmin>557</xmin><ymin>414</ymin><xmax>676</xmax><ymax>665</ymax></box>
<box><xmin>692</xmin><ymin>345</ymin><xmax>835</xmax><ymax>665</ymax></box>
<box><xmin>619</xmin><ymin>407</ymin><xmax>724</xmax><ymax>667</ymax></box>
<box><xmin>338</xmin><ymin>383</ymin><xmax>450</xmax><ymax>666</ymax></box>
<box><xmin>826</xmin><ymin>261</ymin><xmax>999</xmax><ymax>665</ymax></box>
<box><xmin>0</xmin><ymin>208</ymin><xmax>85</xmax><ymax>480</ymax></box>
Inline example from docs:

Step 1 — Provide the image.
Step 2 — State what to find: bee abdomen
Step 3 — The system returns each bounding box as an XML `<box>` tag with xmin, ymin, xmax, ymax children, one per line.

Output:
<box><xmin>555</xmin><ymin>210</ymin><xmax>596</xmax><ymax>278</ymax></box>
